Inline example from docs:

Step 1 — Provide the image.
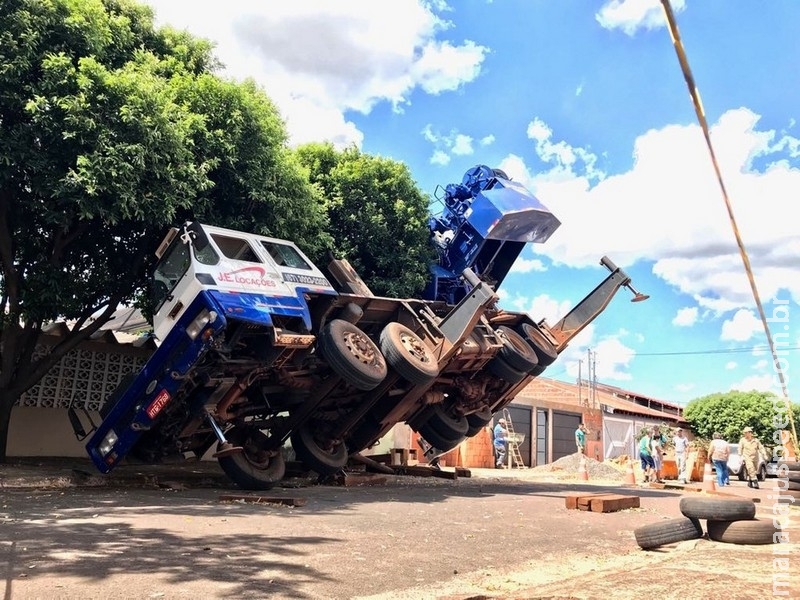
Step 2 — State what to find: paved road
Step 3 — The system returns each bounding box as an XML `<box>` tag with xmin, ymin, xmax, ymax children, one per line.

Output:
<box><xmin>0</xmin><ymin>463</ymin><xmax>797</xmax><ymax>599</ymax></box>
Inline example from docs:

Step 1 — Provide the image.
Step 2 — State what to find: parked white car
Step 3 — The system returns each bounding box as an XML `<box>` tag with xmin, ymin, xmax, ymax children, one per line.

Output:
<box><xmin>726</xmin><ymin>443</ymin><xmax>767</xmax><ymax>481</ymax></box>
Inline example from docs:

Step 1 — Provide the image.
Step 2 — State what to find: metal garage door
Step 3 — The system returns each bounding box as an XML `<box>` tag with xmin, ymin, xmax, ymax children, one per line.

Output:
<box><xmin>497</xmin><ymin>405</ymin><xmax>532</xmax><ymax>467</ymax></box>
<box><xmin>552</xmin><ymin>410</ymin><xmax>581</xmax><ymax>461</ymax></box>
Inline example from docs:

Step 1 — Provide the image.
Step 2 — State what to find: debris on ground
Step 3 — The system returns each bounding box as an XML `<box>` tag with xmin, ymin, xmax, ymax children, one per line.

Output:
<box><xmin>529</xmin><ymin>453</ymin><xmax>625</xmax><ymax>481</ymax></box>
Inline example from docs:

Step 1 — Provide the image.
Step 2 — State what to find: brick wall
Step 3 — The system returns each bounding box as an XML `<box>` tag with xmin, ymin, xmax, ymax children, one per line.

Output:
<box><xmin>412</xmin><ymin>425</ymin><xmax>495</xmax><ymax>468</ymax></box>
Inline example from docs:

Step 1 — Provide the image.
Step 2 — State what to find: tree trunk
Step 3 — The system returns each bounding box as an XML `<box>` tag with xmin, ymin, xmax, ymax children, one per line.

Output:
<box><xmin>0</xmin><ymin>389</ymin><xmax>20</xmax><ymax>462</ymax></box>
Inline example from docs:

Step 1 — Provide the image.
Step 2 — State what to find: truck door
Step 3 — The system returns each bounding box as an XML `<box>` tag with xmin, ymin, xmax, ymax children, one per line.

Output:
<box><xmin>152</xmin><ymin>231</ymin><xmax>202</xmax><ymax>341</ymax></box>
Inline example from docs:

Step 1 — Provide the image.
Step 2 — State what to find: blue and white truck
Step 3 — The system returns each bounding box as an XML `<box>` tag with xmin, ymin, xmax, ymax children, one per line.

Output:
<box><xmin>71</xmin><ymin>165</ymin><xmax>646</xmax><ymax>489</ymax></box>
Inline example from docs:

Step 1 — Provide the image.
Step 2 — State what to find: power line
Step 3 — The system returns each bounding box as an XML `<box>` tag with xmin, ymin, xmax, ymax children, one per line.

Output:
<box><xmin>636</xmin><ymin>345</ymin><xmax>800</xmax><ymax>357</ymax></box>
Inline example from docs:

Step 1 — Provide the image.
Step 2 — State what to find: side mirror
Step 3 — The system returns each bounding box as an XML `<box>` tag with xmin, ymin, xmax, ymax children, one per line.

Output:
<box><xmin>186</xmin><ymin>222</ymin><xmax>210</xmax><ymax>252</ymax></box>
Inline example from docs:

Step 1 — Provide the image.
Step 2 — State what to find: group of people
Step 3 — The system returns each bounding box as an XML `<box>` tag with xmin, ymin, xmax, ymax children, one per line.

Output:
<box><xmin>636</xmin><ymin>425</ymin><xmax>768</xmax><ymax>487</ymax></box>
<box><xmin>638</xmin><ymin>426</ymin><xmax>673</xmax><ymax>483</ymax></box>
<box><xmin>708</xmin><ymin>426</ymin><xmax>768</xmax><ymax>489</ymax></box>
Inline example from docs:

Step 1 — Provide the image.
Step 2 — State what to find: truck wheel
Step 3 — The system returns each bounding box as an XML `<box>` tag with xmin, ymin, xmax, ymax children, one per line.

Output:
<box><xmin>426</xmin><ymin>404</ymin><xmax>469</xmax><ymax>438</ymax></box>
<box><xmin>217</xmin><ymin>428</ymin><xmax>286</xmax><ymax>490</ymax></box>
<box><xmin>707</xmin><ymin>518</ymin><xmax>777</xmax><ymax>545</ymax></box>
<box><xmin>418</xmin><ymin>420</ymin><xmax>465</xmax><ymax>452</ymax></box>
<box><xmin>318</xmin><ymin>319</ymin><xmax>387</xmax><ymax>391</ymax></box>
<box><xmin>634</xmin><ymin>517</ymin><xmax>703</xmax><ymax>550</ymax></box>
<box><xmin>496</xmin><ymin>326</ymin><xmax>538</xmax><ymax>373</ymax></box>
<box><xmin>380</xmin><ymin>322</ymin><xmax>439</xmax><ymax>385</ymax></box>
<box><xmin>679</xmin><ymin>496</ymin><xmax>756</xmax><ymax>521</ymax></box>
<box><xmin>518</xmin><ymin>323</ymin><xmax>558</xmax><ymax>367</ymax></box>
<box><xmin>290</xmin><ymin>423</ymin><xmax>348</xmax><ymax>475</ymax></box>
<box><xmin>487</xmin><ymin>356</ymin><xmax>526</xmax><ymax>385</ymax></box>
<box><xmin>758</xmin><ymin>464</ymin><xmax>767</xmax><ymax>482</ymax></box>
<box><xmin>466</xmin><ymin>406</ymin><xmax>493</xmax><ymax>436</ymax></box>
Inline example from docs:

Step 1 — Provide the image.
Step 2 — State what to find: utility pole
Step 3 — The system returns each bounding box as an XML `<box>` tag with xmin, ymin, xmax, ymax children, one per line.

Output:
<box><xmin>577</xmin><ymin>360</ymin><xmax>582</xmax><ymax>405</ymax></box>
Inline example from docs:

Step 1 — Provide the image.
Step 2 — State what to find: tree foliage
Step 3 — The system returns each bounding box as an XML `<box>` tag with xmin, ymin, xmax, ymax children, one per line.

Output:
<box><xmin>0</xmin><ymin>0</ymin><xmax>326</xmax><ymax>458</ymax></box>
<box><xmin>295</xmin><ymin>143</ymin><xmax>435</xmax><ymax>298</ymax></box>
<box><xmin>683</xmin><ymin>390</ymin><xmax>799</xmax><ymax>447</ymax></box>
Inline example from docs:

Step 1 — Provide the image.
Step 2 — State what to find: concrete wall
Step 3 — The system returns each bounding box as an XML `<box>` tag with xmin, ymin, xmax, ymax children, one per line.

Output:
<box><xmin>8</xmin><ymin>406</ymin><xmax>97</xmax><ymax>457</ymax></box>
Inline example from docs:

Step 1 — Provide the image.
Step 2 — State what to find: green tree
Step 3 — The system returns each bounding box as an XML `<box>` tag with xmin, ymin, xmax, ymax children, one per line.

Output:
<box><xmin>683</xmin><ymin>390</ymin><xmax>798</xmax><ymax>447</ymax></box>
<box><xmin>295</xmin><ymin>143</ymin><xmax>434</xmax><ymax>297</ymax></box>
<box><xmin>177</xmin><ymin>75</ymin><xmax>330</xmax><ymax>257</ymax></box>
<box><xmin>0</xmin><ymin>0</ymin><xmax>325</xmax><ymax>458</ymax></box>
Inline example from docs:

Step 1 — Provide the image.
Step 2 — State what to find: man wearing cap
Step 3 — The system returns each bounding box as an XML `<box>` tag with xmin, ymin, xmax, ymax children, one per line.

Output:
<box><xmin>738</xmin><ymin>426</ymin><xmax>767</xmax><ymax>489</ymax></box>
<box><xmin>672</xmin><ymin>427</ymin><xmax>690</xmax><ymax>483</ymax></box>
<box><xmin>493</xmin><ymin>418</ymin><xmax>509</xmax><ymax>468</ymax></box>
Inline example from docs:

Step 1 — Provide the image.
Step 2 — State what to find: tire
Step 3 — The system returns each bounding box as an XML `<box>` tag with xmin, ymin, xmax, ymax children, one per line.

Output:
<box><xmin>634</xmin><ymin>517</ymin><xmax>703</xmax><ymax>550</ymax></box>
<box><xmin>786</xmin><ymin>462</ymin><xmax>800</xmax><ymax>472</ymax></box>
<box><xmin>496</xmin><ymin>326</ymin><xmax>538</xmax><ymax>373</ymax></box>
<box><xmin>217</xmin><ymin>428</ymin><xmax>286</xmax><ymax>490</ymax></box>
<box><xmin>487</xmin><ymin>356</ymin><xmax>526</xmax><ymax>385</ymax></box>
<box><xmin>426</xmin><ymin>404</ymin><xmax>469</xmax><ymax>438</ymax></box>
<box><xmin>418</xmin><ymin>420</ymin><xmax>465</xmax><ymax>452</ymax></box>
<box><xmin>100</xmin><ymin>373</ymin><xmax>138</xmax><ymax>418</ymax></box>
<box><xmin>758</xmin><ymin>464</ymin><xmax>767</xmax><ymax>482</ymax></box>
<box><xmin>466</xmin><ymin>407</ymin><xmax>493</xmax><ymax>437</ymax></box>
<box><xmin>290</xmin><ymin>422</ymin><xmax>349</xmax><ymax>475</ymax></box>
<box><xmin>787</xmin><ymin>480</ymin><xmax>800</xmax><ymax>491</ymax></box>
<box><xmin>379</xmin><ymin>322</ymin><xmax>439</xmax><ymax>385</ymax></box>
<box><xmin>737</xmin><ymin>467</ymin><xmax>745</xmax><ymax>482</ymax></box>
<box><xmin>518</xmin><ymin>323</ymin><xmax>558</xmax><ymax>367</ymax></box>
<box><xmin>317</xmin><ymin>319</ymin><xmax>387</xmax><ymax>391</ymax></box>
<box><xmin>707</xmin><ymin>518</ymin><xmax>778</xmax><ymax>545</ymax></box>
<box><xmin>679</xmin><ymin>496</ymin><xmax>756</xmax><ymax>521</ymax></box>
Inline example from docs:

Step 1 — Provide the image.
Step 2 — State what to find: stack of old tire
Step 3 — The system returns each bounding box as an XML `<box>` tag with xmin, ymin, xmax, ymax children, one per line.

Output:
<box><xmin>634</xmin><ymin>496</ymin><xmax>775</xmax><ymax>549</ymax></box>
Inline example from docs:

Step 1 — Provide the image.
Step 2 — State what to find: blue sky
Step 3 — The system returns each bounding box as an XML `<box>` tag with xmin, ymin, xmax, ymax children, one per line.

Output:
<box><xmin>143</xmin><ymin>0</ymin><xmax>799</xmax><ymax>405</ymax></box>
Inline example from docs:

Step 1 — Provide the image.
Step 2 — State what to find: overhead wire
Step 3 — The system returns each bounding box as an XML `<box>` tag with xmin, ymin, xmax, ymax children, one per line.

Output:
<box><xmin>659</xmin><ymin>0</ymin><xmax>797</xmax><ymax>444</ymax></box>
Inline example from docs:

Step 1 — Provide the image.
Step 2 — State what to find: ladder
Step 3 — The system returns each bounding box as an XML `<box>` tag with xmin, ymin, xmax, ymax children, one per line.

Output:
<box><xmin>502</xmin><ymin>408</ymin><xmax>527</xmax><ymax>469</ymax></box>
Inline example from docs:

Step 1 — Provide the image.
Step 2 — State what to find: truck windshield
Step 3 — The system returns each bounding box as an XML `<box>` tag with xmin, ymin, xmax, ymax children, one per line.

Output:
<box><xmin>261</xmin><ymin>241</ymin><xmax>312</xmax><ymax>270</ymax></box>
<box><xmin>153</xmin><ymin>239</ymin><xmax>191</xmax><ymax>311</ymax></box>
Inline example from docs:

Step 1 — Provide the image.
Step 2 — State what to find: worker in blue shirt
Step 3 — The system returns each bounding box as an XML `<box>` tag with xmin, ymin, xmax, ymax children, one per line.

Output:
<box><xmin>494</xmin><ymin>418</ymin><xmax>508</xmax><ymax>468</ymax></box>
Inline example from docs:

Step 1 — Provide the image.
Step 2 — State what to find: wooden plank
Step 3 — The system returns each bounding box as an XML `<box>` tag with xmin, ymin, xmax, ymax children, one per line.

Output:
<box><xmin>218</xmin><ymin>494</ymin><xmax>307</xmax><ymax>507</ymax></box>
<box><xmin>589</xmin><ymin>494</ymin><xmax>640</xmax><ymax>513</ymax></box>
<box><xmin>429</xmin><ymin>468</ymin><xmax>458</xmax><ymax>480</ymax></box>
<box><xmin>577</xmin><ymin>494</ymin><xmax>619</xmax><ymax>511</ymax></box>
<box><xmin>565</xmin><ymin>492</ymin><xmax>604</xmax><ymax>510</ymax></box>
<box><xmin>392</xmin><ymin>465</ymin><xmax>434</xmax><ymax>477</ymax></box>
<box><xmin>454</xmin><ymin>467</ymin><xmax>472</xmax><ymax>478</ymax></box>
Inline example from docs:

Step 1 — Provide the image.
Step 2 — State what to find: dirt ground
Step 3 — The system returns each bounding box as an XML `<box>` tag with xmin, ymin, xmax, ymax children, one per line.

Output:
<box><xmin>1</xmin><ymin>459</ymin><xmax>798</xmax><ymax>599</ymax></box>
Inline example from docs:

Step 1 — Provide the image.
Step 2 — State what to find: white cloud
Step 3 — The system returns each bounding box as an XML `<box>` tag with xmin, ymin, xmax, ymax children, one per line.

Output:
<box><xmin>720</xmin><ymin>309</ymin><xmax>762</xmax><ymax>342</ymax></box>
<box><xmin>143</xmin><ymin>0</ymin><xmax>487</xmax><ymax>147</ymax></box>
<box><xmin>421</xmin><ymin>127</ymin><xmax>482</xmax><ymax>161</ymax></box>
<box><xmin>480</xmin><ymin>135</ymin><xmax>496</xmax><ymax>146</ymax></box>
<box><xmin>558</xmin><ymin>326</ymin><xmax>636</xmax><ymax>382</ymax></box>
<box><xmin>525</xmin><ymin>118</ymin><xmax>604</xmax><ymax>182</ymax></box>
<box><xmin>595</xmin><ymin>0</ymin><xmax>687</xmax><ymax>36</ymax></box>
<box><xmin>752</xmin><ymin>359</ymin><xmax>768</xmax><ymax>370</ymax></box>
<box><xmin>675</xmin><ymin>383</ymin><xmax>695</xmax><ymax>393</ymax></box>
<box><xmin>451</xmin><ymin>134</ymin><xmax>474</xmax><ymax>156</ymax></box>
<box><xmin>725</xmin><ymin>361</ymin><xmax>737</xmax><ymax>370</ymax></box>
<box><xmin>672</xmin><ymin>307</ymin><xmax>698</xmax><ymax>327</ymax></box>
<box><xmin>730</xmin><ymin>374</ymin><xmax>775</xmax><ymax>394</ymax></box>
<box><xmin>498</xmin><ymin>108</ymin><xmax>800</xmax><ymax>313</ymax></box>
<box><xmin>506</xmin><ymin>293</ymin><xmax>572</xmax><ymax>324</ymax></box>
<box><xmin>430</xmin><ymin>150</ymin><xmax>450</xmax><ymax>166</ymax></box>
<box><xmin>510</xmin><ymin>257</ymin><xmax>546</xmax><ymax>274</ymax></box>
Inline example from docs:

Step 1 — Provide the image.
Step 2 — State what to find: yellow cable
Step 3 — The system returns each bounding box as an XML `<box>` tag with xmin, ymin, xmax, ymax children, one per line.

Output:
<box><xmin>659</xmin><ymin>0</ymin><xmax>797</xmax><ymax>449</ymax></box>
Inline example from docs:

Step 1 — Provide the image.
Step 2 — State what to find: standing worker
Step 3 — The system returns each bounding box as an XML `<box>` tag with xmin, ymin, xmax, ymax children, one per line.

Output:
<box><xmin>575</xmin><ymin>423</ymin><xmax>587</xmax><ymax>454</ymax></box>
<box><xmin>738</xmin><ymin>426</ymin><xmax>768</xmax><ymax>489</ymax></box>
<box><xmin>672</xmin><ymin>428</ymin><xmax>690</xmax><ymax>483</ymax></box>
<box><xmin>494</xmin><ymin>418</ymin><xmax>509</xmax><ymax>468</ymax></box>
